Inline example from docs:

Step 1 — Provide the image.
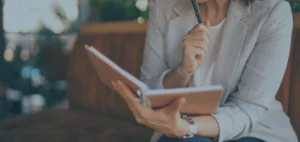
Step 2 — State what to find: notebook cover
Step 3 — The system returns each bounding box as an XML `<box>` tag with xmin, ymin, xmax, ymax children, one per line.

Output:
<box><xmin>85</xmin><ymin>46</ymin><xmax>223</xmax><ymax>115</ymax></box>
<box><xmin>146</xmin><ymin>87</ymin><xmax>223</xmax><ymax>115</ymax></box>
<box><xmin>85</xmin><ymin>46</ymin><xmax>147</xmax><ymax>94</ymax></box>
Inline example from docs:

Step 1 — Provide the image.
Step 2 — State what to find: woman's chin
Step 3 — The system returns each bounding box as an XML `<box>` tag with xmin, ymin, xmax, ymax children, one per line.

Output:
<box><xmin>197</xmin><ymin>0</ymin><xmax>210</xmax><ymax>3</ymax></box>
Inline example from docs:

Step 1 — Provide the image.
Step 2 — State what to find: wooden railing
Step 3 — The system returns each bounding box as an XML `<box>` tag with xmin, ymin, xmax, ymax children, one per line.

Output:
<box><xmin>67</xmin><ymin>20</ymin><xmax>300</xmax><ymax>138</ymax></box>
<box><xmin>289</xmin><ymin>14</ymin><xmax>300</xmax><ymax>140</ymax></box>
<box><xmin>67</xmin><ymin>21</ymin><xmax>147</xmax><ymax>121</ymax></box>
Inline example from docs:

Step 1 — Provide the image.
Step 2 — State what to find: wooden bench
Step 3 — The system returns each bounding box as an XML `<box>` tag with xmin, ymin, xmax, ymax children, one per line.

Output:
<box><xmin>0</xmin><ymin>110</ymin><xmax>152</xmax><ymax>142</ymax></box>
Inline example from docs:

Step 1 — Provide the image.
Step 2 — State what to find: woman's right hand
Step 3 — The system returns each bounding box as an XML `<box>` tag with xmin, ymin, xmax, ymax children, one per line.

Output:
<box><xmin>178</xmin><ymin>20</ymin><xmax>211</xmax><ymax>76</ymax></box>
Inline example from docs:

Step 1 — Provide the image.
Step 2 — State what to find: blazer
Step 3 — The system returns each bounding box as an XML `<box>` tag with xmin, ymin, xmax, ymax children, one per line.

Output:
<box><xmin>140</xmin><ymin>0</ymin><xmax>298</xmax><ymax>142</ymax></box>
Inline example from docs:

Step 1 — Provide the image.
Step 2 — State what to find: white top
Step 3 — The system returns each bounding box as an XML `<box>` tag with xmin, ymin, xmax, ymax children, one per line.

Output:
<box><xmin>190</xmin><ymin>19</ymin><xmax>226</xmax><ymax>87</ymax></box>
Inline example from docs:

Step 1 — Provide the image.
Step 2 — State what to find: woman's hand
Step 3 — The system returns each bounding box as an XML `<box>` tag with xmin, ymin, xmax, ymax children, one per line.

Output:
<box><xmin>179</xmin><ymin>20</ymin><xmax>211</xmax><ymax>76</ymax></box>
<box><xmin>112</xmin><ymin>80</ymin><xmax>189</xmax><ymax>137</ymax></box>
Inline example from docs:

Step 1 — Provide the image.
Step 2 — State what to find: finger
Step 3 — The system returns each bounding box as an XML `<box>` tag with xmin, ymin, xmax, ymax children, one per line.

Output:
<box><xmin>184</xmin><ymin>40</ymin><xmax>208</xmax><ymax>56</ymax></box>
<box><xmin>189</xmin><ymin>24</ymin><xmax>211</xmax><ymax>36</ymax></box>
<box><xmin>183</xmin><ymin>32</ymin><xmax>210</xmax><ymax>45</ymax></box>
<box><xmin>192</xmin><ymin>41</ymin><xmax>208</xmax><ymax>56</ymax></box>
<box><xmin>112</xmin><ymin>81</ymin><xmax>128</xmax><ymax>101</ymax></box>
<box><xmin>114</xmin><ymin>81</ymin><xmax>162</xmax><ymax>125</ymax></box>
<box><xmin>130</xmin><ymin>102</ymin><xmax>158</xmax><ymax>125</ymax></box>
<box><xmin>186</xmin><ymin>40</ymin><xmax>208</xmax><ymax>51</ymax></box>
<box><xmin>205</xmin><ymin>20</ymin><xmax>211</xmax><ymax>29</ymax></box>
<box><xmin>188</xmin><ymin>24</ymin><xmax>201</xmax><ymax>32</ymax></box>
<box><xmin>115</xmin><ymin>81</ymin><xmax>154</xmax><ymax>111</ymax></box>
<box><xmin>113</xmin><ymin>81</ymin><xmax>145</xmax><ymax>114</ymax></box>
<box><xmin>195</xmin><ymin>48</ymin><xmax>207</xmax><ymax>60</ymax></box>
<box><xmin>112</xmin><ymin>81</ymin><xmax>152</xmax><ymax>125</ymax></box>
<box><xmin>112</xmin><ymin>81</ymin><xmax>140</xmax><ymax>111</ymax></box>
<box><xmin>189</xmin><ymin>48</ymin><xmax>206</xmax><ymax>61</ymax></box>
<box><xmin>183</xmin><ymin>39</ymin><xmax>208</xmax><ymax>51</ymax></box>
<box><xmin>128</xmin><ymin>102</ymin><xmax>146</xmax><ymax>124</ymax></box>
<box><xmin>113</xmin><ymin>82</ymin><xmax>145</xmax><ymax>123</ymax></box>
<box><xmin>163</xmin><ymin>97</ymin><xmax>186</xmax><ymax>114</ymax></box>
<box><xmin>131</xmin><ymin>107</ymin><xmax>146</xmax><ymax>125</ymax></box>
<box><xmin>115</xmin><ymin>80</ymin><xmax>139</xmax><ymax>102</ymax></box>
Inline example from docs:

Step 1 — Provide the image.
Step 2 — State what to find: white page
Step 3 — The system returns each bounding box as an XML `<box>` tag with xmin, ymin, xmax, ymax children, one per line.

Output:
<box><xmin>145</xmin><ymin>85</ymin><xmax>223</xmax><ymax>96</ymax></box>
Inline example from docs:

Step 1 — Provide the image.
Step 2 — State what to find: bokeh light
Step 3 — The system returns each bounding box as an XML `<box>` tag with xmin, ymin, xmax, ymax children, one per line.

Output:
<box><xmin>137</xmin><ymin>16</ymin><xmax>145</xmax><ymax>24</ymax></box>
<box><xmin>4</xmin><ymin>48</ymin><xmax>14</xmax><ymax>62</ymax></box>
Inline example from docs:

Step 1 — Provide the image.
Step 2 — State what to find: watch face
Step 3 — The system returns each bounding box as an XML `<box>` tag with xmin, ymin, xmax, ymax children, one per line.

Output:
<box><xmin>181</xmin><ymin>116</ymin><xmax>198</xmax><ymax>138</ymax></box>
<box><xmin>190</xmin><ymin>124</ymin><xmax>198</xmax><ymax>134</ymax></box>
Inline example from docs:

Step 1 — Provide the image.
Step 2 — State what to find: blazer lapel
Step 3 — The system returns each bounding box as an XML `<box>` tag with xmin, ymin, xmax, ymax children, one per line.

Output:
<box><xmin>173</xmin><ymin>0</ymin><xmax>191</xmax><ymax>16</ymax></box>
<box><xmin>166</xmin><ymin>0</ymin><xmax>198</xmax><ymax>68</ymax></box>
<box><xmin>212</xmin><ymin>0</ymin><xmax>251</xmax><ymax>104</ymax></box>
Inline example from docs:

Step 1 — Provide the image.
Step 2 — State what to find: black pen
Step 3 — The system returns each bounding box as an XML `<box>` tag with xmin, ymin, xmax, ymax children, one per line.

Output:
<box><xmin>191</xmin><ymin>0</ymin><xmax>203</xmax><ymax>24</ymax></box>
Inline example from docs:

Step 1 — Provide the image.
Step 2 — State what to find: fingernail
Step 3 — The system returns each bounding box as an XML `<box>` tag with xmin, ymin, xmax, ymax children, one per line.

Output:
<box><xmin>118</xmin><ymin>80</ymin><xmax>122</xmax><ymax>85</ymax></box>
<box><xmin>181</xmin><ymin>98</ymin><xmax>186</xmax><ymax>103</ymax></box>
<box><xmin>112</xmin><ymin>81</ymin><xmax>115</xmax><ymax>86</ymax></box>
<box><xmin>112</xmin><ymin>81</ymin><xmax>116</xmax><ymax>88</ymax></box>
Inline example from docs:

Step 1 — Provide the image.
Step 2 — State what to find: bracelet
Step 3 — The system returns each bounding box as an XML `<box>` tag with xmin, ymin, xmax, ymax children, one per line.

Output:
<box><xmin>181</xmin><ymin>114</ymin><xmax>198</xmax><ymax>138</ymax></box>
<box><xmin>181</xmin><ymin>114</ymin><xmax>195</xmax><ymax>124</ymax></box>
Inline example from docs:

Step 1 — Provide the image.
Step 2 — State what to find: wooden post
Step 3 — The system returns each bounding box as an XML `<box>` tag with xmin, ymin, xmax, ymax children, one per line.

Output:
<box><xmin>0</xmin><ymin>0</ymin><xmax>5</xmax><ymax>71</ymax></box>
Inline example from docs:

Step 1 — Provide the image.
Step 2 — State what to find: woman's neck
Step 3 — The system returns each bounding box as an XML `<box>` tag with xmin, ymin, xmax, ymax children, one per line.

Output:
<box><xmin>198</xmin><ymin>0</ymin><xmax>230</xmax><ymax>26</ymax></box>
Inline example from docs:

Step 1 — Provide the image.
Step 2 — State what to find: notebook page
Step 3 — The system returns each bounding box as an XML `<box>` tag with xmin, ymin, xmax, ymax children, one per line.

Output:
<box><xmin>144</xmin><ymin>85</ymin><xmax>223</xmax><ymax>96</ymax></box>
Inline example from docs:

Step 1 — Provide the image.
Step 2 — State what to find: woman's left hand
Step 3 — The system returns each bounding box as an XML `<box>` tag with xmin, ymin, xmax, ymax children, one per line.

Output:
<box><xmin>112</xmin><ymin>80</ymin><xmax>189</xmax><ymax>137</ymax></box>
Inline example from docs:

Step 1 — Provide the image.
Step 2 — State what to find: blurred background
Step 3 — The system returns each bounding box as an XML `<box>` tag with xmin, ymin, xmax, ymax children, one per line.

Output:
<box><xmin>0</xmin><ymin>0</ymin><xmax>300</xmax><ymax>141</ymax></box>
<box><xmin>0</xmin><ymin>0</ymin><xmax>150</xmax><ymax>119</ymax></box>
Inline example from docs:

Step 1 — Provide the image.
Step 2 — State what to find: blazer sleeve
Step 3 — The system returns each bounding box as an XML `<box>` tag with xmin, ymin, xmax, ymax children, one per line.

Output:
<box><xmin>211</xmin><ymin>2</ymin><xmax>293</xmax><ymax>141</ymax></box>
<box><xmin>140</xmin><ymin>0</ymin><xmax>171</xmax><ymax>89</ymax></box>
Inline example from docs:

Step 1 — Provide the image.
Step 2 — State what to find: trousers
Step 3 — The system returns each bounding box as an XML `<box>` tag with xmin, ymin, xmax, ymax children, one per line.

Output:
<box><xmin>158</xmin><ymin>136</ymin><xmax>264</xmax><ymax>142</ymax></box>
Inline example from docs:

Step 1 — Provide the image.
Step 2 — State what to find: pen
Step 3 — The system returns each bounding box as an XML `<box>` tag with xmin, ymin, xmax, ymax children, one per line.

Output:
<box><xmin>191</xmin><ymin>0</ymin><xmax>203</xmax><ymax>24</ymax></box>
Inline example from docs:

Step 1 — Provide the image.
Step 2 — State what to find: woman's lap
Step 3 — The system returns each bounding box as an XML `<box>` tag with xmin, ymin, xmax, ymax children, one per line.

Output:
<box><xmin>158</xmin><ymin>135</ymin><xmax>214</xmax><ymax>142</ymax></box>
<box><xmin>228</xmin><ymin>137</ymin><xmax>264</xmax><ymax>142</ymax></box>
<box><xmin>158</xmin><ymin>136</ymin><xmax>264</xmax><ymax>142</ymax></box>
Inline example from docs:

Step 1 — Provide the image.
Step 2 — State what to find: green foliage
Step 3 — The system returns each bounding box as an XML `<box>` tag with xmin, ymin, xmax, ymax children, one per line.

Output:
<box><xmin>292</xmin><ymin>2</ymin><xmax>300</xmax><ymax>12</ymax></box>
<box><xmin>290</xmin><ymin>0</ymin><xmax>300</xmax><ymax>12</ymax></box>
<box><xmin>95</xmin><ymin>0</ymin><xmax>135</xmax><ymax>7</ymax></box>
<box><xmin>36</xmin><ymin>28</ymin><xmax>66</xmax><ymax>49</ymax></box>
<box><xmin>93</xmin><ymin>0</ymin><xmax>300</xmax><ymax>21</ymax></box>
<box><xmin>93</xmin><ymin>0</ymin><xmax>149</xmax><ymax>21</ymax></box>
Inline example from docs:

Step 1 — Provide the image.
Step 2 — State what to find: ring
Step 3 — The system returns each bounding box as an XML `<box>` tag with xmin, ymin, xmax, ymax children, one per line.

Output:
<box><xmin>141</xmin><ymin>96</ymin><xmax>152</xmax><ymax>107</ymax></box>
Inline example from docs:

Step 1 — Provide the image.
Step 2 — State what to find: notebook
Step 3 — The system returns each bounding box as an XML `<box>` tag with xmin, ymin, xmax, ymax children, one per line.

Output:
<box><xmin>85</xmin><ymin>45</ymin><xmax>223</xmax><ymax>115</ymax></box>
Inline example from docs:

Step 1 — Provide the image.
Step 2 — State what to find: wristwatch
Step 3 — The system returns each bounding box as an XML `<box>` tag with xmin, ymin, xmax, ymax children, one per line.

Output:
<box><xmin>181</xmin><ymin>115</ymin><xmax>198</xmax><ymax>138</ymax></box>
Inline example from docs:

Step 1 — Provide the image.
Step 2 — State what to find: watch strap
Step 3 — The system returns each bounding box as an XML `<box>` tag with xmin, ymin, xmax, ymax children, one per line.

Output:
<box><xmin>181</xmin><ymin>115</ymin><xmax>198</xmax><ymax>138</ymax></box>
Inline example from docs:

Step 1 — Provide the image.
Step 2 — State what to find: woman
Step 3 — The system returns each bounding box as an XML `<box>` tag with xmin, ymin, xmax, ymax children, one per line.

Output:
<box><xmin>112</xmin><ymin>0</ymin><xmax>298</xmax><ymax>141</ymax></box>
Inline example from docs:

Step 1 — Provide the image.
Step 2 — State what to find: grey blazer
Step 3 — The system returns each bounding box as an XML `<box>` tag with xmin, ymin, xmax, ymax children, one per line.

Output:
<box><xmin>140</xmin><ymin>0</ymin><xmax>298</xmax><ymax>142</ymax></box>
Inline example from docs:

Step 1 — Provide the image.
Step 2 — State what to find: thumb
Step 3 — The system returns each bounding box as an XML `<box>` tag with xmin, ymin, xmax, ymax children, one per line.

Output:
<box><xmin>205</xmin><ymin>20</ymin><xmax>211</xmax><ymax>29</ymax></box>
<box><xmin>165</xmin><ymin>97</ymin><xmax>186</xmax><ymax>113</ymax></box>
